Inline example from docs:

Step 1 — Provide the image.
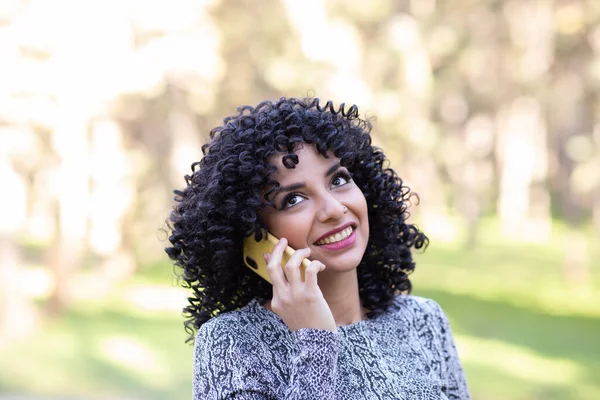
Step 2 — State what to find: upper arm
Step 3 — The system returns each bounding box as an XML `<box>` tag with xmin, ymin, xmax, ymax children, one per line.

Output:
<box><xmin>193</xmin><ymin>318</ymin><xmax>340</xmax><ymax>400</ymax></box>
<box><xmin>425</xmin><ymin>299</ymin><xmax>471</xmax><ymax>400</ymax></box>
<box><xmin>193</xmin><ymin>319</ymin><xmax>278</xmax><ymax>400</ymax></box>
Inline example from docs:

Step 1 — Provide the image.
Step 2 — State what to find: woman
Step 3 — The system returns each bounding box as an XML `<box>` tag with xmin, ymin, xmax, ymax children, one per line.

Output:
<box><xmin>166</xmin><ymin>97</ymin><xmax>470</xmax><ymax>399</ymax></box>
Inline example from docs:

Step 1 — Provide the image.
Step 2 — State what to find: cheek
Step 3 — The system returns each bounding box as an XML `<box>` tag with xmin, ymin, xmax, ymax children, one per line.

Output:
<box><xmin>354</xmin><ymin>192</ymin><xmax>369</xmax><ymax>237</ymax></box>
<box><xmin>266</xmin><ymin>215</ymin><xmax>311</xmax><ymax>249</ymax></box>
<box><xmin>359</xmin><ymin>206</ymin><xmax>369</xmax><ymax>237</ymax></box>
<box><xmin>351</xmin><ymin>189</ymin><xmax>369</xmax><ymax>217</ymax></box>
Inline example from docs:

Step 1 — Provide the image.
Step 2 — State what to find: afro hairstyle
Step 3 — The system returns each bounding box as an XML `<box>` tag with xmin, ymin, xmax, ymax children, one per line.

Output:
<box><xmin>165</xmin><ymin>97</ymin><xmax>428</xmax><ymax>341</ymax></box>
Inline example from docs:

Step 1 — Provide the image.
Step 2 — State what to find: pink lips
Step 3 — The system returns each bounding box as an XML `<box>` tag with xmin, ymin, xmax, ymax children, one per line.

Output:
<box><xmin>318</xmin><ymin>229</ymin><xmax>356</xmax><ymax>251</ymax></box>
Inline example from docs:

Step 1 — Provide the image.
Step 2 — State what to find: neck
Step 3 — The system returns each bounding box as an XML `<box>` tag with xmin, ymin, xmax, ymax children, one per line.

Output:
<box><xmin>317</xmin><ymin>269</ymin><xmax>366</xmax><ymax>327</ymax></box>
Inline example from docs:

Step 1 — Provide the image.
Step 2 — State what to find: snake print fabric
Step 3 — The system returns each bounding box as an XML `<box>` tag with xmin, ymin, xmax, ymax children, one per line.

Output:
<box><xmin>193</xmin><ymin>295</ymin><xmax>470</xmax><ymax>399</ymax></box>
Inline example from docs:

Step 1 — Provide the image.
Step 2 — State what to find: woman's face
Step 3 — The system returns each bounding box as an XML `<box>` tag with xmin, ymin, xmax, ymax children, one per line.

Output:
<box><xmin>259</xmin><ymin>144</ymin><xmax>369</xmax><ymax>274</ymax></box>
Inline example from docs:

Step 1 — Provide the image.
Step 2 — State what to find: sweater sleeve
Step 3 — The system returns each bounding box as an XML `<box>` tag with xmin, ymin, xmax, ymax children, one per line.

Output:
<box><xmin>428</xmin><ymin>300</ymin><xmax>471</xmax><ymax>400</ymax></box>
<box><xmin>193</xmin><ymin>318</ymin><xmax>339</xmax><ymax>400</ymax></box>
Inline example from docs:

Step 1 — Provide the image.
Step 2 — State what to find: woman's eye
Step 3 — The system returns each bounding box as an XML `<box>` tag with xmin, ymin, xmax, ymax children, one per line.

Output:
<box><xmin>332</xmin><ymin>172</ymin><xmax>352</xmax><ymax>187</ymax></box>
<box><xmin>283</xmin><ymin>194</ymin><xmax>304</xmax><ymax>208</ymax></box>
<box><xmin>332</xmin><ymin>176</ymin><xmax>347</xmax><ymax>186</ymax></box>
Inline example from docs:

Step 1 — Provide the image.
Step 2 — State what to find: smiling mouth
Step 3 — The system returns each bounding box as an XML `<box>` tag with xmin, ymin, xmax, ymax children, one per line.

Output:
<box><xmin>315</xmin><ymin>226</ymin><xmax>354</xmax><ymax>246</ymax></box>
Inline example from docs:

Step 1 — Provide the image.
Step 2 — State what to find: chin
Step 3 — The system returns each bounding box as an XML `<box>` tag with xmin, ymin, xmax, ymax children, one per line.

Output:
<box><xmin>312</xmin><ymin>248</ymin><xmax>365</xmax><ymax>272</ymax></box>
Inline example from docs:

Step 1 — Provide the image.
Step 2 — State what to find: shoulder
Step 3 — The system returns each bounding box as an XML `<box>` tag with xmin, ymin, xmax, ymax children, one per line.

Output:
<box><xmin>387</xmin><ymin>294</ymin><xmax>448</xmax><ymax>329</ymax></box>
<box><xmin>199</xmin><ymin>307</ymin><xmax>252</xmax><ymax>334</ymax></box>
<box><xmin>193</xmin><ymin>300</ymin><xmax>289</xmax><ymax>398</ymax></box>
<box><xmin>391</xmin><ymin>294</ymin><xmax>444</xmax><ymax>315</ymax></box>
<box><xmin>197</xmin><ymin>300</ymin><xmax>265</xmax><ymax>343</ymax></box>
<box><xmin>194</xmin><ymin>301</ymin><xmax>271</xmax><ymax>374</ymax></box>
<box><xmin>195</xmin><ymin>299</ymin><xmax>290</xmax><ymax>354</ymax></box>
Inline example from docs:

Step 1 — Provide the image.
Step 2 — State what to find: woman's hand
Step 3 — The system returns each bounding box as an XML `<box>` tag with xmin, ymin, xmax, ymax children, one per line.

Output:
<box><xmin>265</xmin><ymin>238</ymin><xmax>337</xmax><ymax>332</ymax></box>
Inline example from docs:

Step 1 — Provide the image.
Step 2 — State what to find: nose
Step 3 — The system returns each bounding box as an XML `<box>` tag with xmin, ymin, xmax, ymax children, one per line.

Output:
<box><xmin>316</xmin><ymin>193</ymin><xmax>346</xmax><ymax>223</ymax></box>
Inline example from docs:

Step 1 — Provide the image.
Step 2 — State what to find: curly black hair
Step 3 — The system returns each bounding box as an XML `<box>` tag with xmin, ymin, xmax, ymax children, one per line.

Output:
<box><xmin>166</xmin><ymin>97</ymin><xmax>428</xmax><ymax>342</ymax></box>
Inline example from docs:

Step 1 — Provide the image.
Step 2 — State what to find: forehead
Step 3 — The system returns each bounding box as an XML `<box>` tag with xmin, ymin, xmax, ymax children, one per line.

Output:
<box><xmin>269</xmin><ymin>144</ymin><xmax>337</xmax><ymax>178</ymax></box>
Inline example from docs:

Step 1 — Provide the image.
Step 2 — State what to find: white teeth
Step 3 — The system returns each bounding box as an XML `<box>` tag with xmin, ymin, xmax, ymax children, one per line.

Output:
<box><xmin>317</xmin><ymin>227</ymin><xmax>353</xmax><ymax>245</ymax></box>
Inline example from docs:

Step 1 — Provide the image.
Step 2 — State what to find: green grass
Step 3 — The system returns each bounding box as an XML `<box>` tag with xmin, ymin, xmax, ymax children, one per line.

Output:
<box><xmin>0</xmin><ymin>292</ymin><xmax>192</xmax><ymax>400</ymax></box>
<box><xmin>411</xmin><ymin>221</ymin><xmax>600</xmax><ymax>400</ymax></box>
<box><xmin>1</xmin><ymin>221</ymin><xmax>598</xmax><ymax>399</ymax></box>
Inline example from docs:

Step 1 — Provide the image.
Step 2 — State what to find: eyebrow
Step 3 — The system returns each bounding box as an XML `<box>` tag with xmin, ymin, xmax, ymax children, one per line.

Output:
<box><xmin>272</xmin><ymin>162</ymin><xmax>342</xmax><ymax>198</ymax></box>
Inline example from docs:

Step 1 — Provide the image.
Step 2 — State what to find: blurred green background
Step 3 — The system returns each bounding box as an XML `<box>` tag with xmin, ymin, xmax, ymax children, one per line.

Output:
<box><xmin>1</xmin><ymin>0</ymin><xmax>599</xmax><ymax>399</ymax></box>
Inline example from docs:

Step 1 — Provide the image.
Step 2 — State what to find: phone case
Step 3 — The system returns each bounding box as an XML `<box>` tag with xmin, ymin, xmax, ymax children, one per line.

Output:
<box><xmin>243</xmin><ymin>233</ymin><xmax>311</xmax><ymax>284</ymax></box>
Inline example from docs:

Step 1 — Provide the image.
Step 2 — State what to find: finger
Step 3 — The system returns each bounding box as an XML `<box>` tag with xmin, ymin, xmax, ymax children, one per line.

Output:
<box><xmin>304</xmin><ymin>260</ymin><xmax>325</xmax><ymax>288</ymax></box>
<box><xmin>285</xmin><ymin>247</ymin><xmax>311</xmax><ymax>285</ymax></box>
<box><xmin>266</xmin><ymin>238</ymin><xmax>288</xmax><ymax>288</ymax></box>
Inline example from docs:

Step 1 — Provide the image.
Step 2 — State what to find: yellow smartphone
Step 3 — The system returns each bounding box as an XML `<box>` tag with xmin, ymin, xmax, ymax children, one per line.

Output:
<box><xmin>243</xmin><ymin>232</ymin><xmax>311</xmax><ymax>284</ymax></box>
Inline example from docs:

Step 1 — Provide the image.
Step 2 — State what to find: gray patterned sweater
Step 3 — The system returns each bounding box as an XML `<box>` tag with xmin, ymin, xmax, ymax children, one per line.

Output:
<box><xmin>193</xmin><ymin>295</ymin><xmax>470</xmax><ymax>399</ymax></box>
